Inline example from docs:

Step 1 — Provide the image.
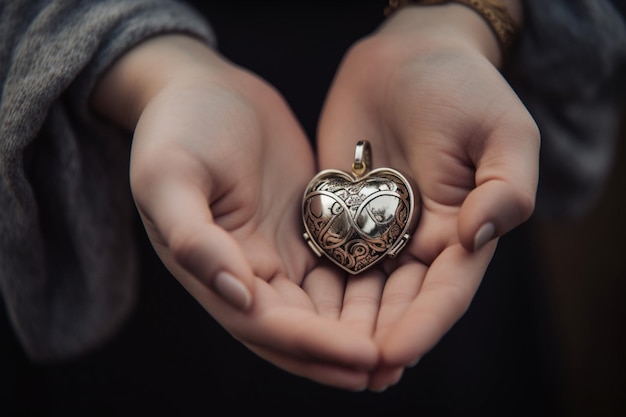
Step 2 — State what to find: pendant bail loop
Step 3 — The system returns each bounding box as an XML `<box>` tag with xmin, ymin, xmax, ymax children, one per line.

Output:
<box><xmin>351</xmin><ymin>140</ymin><xmax>372</xmax><ymax>177</ymax></box>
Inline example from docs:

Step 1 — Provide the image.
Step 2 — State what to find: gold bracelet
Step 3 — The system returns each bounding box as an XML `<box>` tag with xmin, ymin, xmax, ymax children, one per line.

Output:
<box><xmin>384</xmin><ymin>0</ymin><xmax>519</xmax><ymax>58</ymax></box>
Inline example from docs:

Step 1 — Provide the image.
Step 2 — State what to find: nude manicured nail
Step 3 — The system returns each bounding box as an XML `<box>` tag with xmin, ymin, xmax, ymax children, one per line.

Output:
<box><xmin>214</xmin><ymin>272</ymin><xmax>252</xmax><ymax>311</ymax></box>
<box><xmin>474</xmin><ymin>222</ymin><xmax>496</xmax><ymax>251</ymax></box>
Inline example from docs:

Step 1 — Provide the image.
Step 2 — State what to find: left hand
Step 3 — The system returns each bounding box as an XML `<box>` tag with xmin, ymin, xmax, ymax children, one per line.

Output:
<box><xmin>316</xmin><ymin>5</ymin><xmax>539</xmax><ymax>390</ymax></box>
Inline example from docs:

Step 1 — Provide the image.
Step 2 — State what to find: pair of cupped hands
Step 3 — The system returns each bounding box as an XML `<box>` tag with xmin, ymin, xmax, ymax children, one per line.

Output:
<box><xmin>93</xmin><ymin>6</ymin><xmax>539</xmax><ymax>392</ymax></box>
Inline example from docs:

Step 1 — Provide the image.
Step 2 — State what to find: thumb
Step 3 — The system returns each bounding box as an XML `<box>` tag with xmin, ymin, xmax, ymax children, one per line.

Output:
<box><xmin>458</xmin><ymin>128</ymin><xmax>540</xmax><ymax>251</ymax></box>
<box><xmin>138</xmin><ymin>177</ymin><xmax>255</xmax><ymax>311</ymax></box>
<box><xmin>170</xmin><ymin>223</ymin><xmax>255</xmax><ymax>311</ymax></box>
<box><xmin>458</xmin><ymin>179</ymin><xmax>536</xmax><ymax>251</ymax></box>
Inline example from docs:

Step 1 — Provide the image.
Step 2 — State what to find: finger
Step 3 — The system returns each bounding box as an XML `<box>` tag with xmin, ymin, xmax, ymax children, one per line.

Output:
<box><xmin>143</xmin><ymin>178</ymin><xmax>256</xmax><ymax>311</ymax></box>
<box><xmin>266</xmin><ymin>274</ymin><xmax>321</xmax><ymax>311</ymax></box>
<box><xmin>340</xmin><ymin>269</ymin><xmax>386</xmax><ymax>336</ymax></box>
<box><xmin>180</xmin><ymin>273</ymin><xmax>375</xmax><ymax>391</ymax></box>
<box><xmin>195</xmin><ymin>278</ymin><xmax>380</xmax><ymax>370</ymax></box>
<box><xmin>243</xmin><ymin>305</ymin><xmax>380</xmax><ymax>369</ymax></box>
<box><xmin>378</xmin><ymin>241</ymin><xmax>497</xmax><ymax>367</ymax></box>
<box><xmin>301</xmin><ymin>265</ymin><xmax>346</xmax><ymax>319</ymax></box>
<box><xmin>458</xmin><ymin>123</ymin><xmax>540</xmax><ymax>252</ymax></box>
<box><xmin>181</xmin><ymin>274</ymin><xmax>380</xmax><ymax>371</ymax></box>
<box><xmin>172</xmin><ymin>224</ymin><xmax>255</xmax><ymax>311</ymax></box>
<box><xmin>237</xmin><ymin>310</ymin><xmax>381</xmax><ymax>377</ymax></box>
<box><xmin>248</xmin><ymin>345</ymin><xmax>371</xmax><ymax>391</ymax></box>
<box><xmin>368</xmin><ymin>261</ymin><xmax>424</xmax><ymax>391</ymax></box>
<box><xmin>375</xmin><ymin>261</ymin><xmax>428</xmax><ymax>342</ymax></box>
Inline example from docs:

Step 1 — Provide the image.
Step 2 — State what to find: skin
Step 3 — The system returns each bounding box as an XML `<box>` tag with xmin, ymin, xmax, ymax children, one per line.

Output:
<box><xmin>91</xmin><ymin>0</ymin><xmax>535</xmax><ymax>392</ymax></box>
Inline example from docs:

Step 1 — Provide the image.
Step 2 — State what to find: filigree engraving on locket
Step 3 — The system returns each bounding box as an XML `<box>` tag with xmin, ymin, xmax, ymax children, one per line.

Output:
<box><xmin>302</xmin><ymin>141</ymin><xmax>419</xmax><ymax>275</ymax></box>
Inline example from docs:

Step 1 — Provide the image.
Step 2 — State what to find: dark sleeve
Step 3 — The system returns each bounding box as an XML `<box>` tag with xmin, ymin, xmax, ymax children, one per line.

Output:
<box><xmin>0</xmin><ymin>0</ymin><xmax>215</xmax><ymax>361</ymax></box>
<box><xmin>506</xmin><ymin>0</ymin><xmax>626</xmax><ymax>218</ymax></box>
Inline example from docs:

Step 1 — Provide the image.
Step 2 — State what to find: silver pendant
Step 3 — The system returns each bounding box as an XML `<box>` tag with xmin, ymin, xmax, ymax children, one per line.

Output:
<box><xmin>302</xmin><ymin>141</ymin><xmax>419</xmax><ymax>275</ymax></box>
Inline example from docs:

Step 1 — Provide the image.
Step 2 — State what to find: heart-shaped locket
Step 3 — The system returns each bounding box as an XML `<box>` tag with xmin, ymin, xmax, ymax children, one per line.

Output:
<box><xmin>302</xmin><ymin>141</ymin><xmax>419</xmax><ymax>274</ymax></box>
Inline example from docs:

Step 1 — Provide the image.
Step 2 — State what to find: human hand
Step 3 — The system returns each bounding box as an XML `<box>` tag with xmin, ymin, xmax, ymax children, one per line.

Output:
<box><xmin>92</xmin><ymin>35</ymin><xmax>378</xmax><ymax>390</ymax></box>
<box><xmin>316</xmin><ymin>3</ymin><xmax>538</xmax><ymax>390</ymax></box>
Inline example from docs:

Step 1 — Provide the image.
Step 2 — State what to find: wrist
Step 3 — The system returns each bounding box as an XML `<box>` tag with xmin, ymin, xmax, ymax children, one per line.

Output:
<box><xmin>91</xmin><ymin>35</ymin><xmax>229</xmax><ymax>130</ymax></box>
<box><xmin>380</xmin><ymin>0</ymin><xmax>523</xmax><ymax>68</ymax></box>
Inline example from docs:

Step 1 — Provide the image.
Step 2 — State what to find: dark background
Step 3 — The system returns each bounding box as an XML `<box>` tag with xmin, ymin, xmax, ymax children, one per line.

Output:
<box><xmin>2</xmin><ymin>2</ymin><xmax>625</xmax><ymax>416</ymax></box>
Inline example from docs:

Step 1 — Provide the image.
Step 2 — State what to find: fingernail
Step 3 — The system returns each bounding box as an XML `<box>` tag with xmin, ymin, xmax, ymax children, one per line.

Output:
<box><xmin>474</xmin><ymin>222</ymin><xmax>495</xmax><ymax>251</ymax></box>
<box><xmin>214</xmin><ymin>272</ymin><xmax>252</xmax><ymax>311</ymax></box>
<box><xmin>408</xmin><ymin>358</ymin><xmax>420</xmax><ymax>368</ymax></box>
